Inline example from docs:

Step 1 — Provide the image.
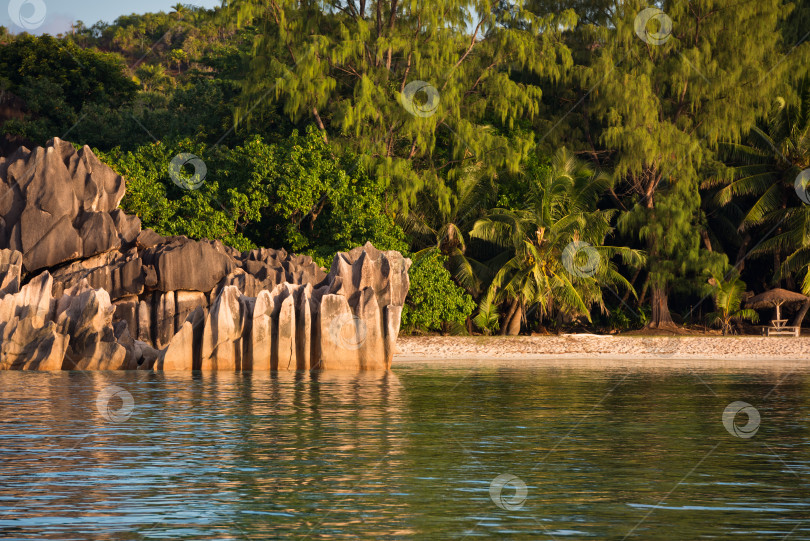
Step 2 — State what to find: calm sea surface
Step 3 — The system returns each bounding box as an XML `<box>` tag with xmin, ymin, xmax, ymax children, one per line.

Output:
<box><xmin>1</xmin><ymin>363</ymin><xmax>809</xmax><ymax>539</ymax></box>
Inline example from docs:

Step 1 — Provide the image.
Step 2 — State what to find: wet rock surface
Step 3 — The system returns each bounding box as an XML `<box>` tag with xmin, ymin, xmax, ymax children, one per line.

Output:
<box><xmin>0</xmin><ymin>139</ymin><xmax>410</xmax><ymax>371</ymax></box>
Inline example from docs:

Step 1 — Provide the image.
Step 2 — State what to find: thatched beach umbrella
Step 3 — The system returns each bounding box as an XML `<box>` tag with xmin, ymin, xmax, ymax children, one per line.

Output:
<box><xmin>746</xmin><ymin>288</ymin><xmax>810</xmax><ymax>322</ymax></box>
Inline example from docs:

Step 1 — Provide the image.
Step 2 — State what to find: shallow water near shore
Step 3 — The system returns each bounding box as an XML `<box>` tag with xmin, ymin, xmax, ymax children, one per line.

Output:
<box><xmin>1</xmin><ymin>364</ymin><xmax>809</xmax><ymax>539</ymax></box>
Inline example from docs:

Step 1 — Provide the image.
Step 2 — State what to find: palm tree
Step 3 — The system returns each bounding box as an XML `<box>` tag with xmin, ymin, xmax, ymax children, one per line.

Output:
<box><xmin>169</xmin><ymin>48</ymin><xmax>188</xmax><ymax>73</ymax></box>
<box><xmin>705</xmin><ymin>272</ymin><xmax>759</xmax><ymax>335</ymax></box>
<box><xmin>171</xmin><ymin>3</ymin><xmax>188</xmax><ymax>17</ymax></box>
<box><xmin>403</xmin><ymin>164</ymin><xmax>495</xmax><ymax>296</ymax></box>
<box><xmin>470</xmin><ymin>148</ymin><xmax>644</xmax><ymax>334</ymax></box>
<box><xmin>135</xmin><ymin>63</ymin><xmax>172</xmax><ymax>92</ymax></box>
<box><xmin>705</xmin><ymin>78</ymin><xmax>810</xmax><ymax>293</ymax></box>
<box><xmin>472</xmin><ymin>288</ymin><xmax>500</xmax><ymax>335</ymax></box>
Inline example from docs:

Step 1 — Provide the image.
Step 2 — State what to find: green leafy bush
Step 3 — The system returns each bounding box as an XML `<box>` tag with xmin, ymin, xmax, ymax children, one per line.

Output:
<box><xmin>0</xmin><ymin>35</ymin><xmax>137</xmax><ymax>145</ymax></box>
<box><xmin>606</xmin><ymin>306</ymin><xmax>633</xmax><ymax>332</ymax></box>
<box><xmin>402</xmin><ymin>253</ymin><xmax>476</xmax><ymax>333</ymax></box>
<box><xmin>97</xmin><ymin>127</ymin><xmax>407</xmax><ymax>256</ymax></box>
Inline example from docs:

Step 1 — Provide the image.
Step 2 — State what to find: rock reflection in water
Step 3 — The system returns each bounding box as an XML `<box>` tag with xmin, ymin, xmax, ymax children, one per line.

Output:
<box><xmin>1</xmin><ymin>367</ymin><xmax>809</xmax><ymax>539</ymax></box>
<box><xmin>0</xmin><ymin>371</ymin><xmax>411</xmax><ymax>539</ymax></box>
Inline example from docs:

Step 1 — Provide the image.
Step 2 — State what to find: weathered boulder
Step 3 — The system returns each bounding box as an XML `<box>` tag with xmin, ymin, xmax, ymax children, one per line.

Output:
<box><xmin>0</xmin><ymin>138</ymin><xmax>127</xmax><ymax>272</ymax></box>
<box><xmin>317</xmin><ymin>242</ymin><xmax>411</xmax><ymax>369</ymax></box>
<box><xmin>0</xmin><ymin>249</ymin><xmax>22</xmax><ymax>296</ymax></box>
<box><xmin>0</xmin><ymin>270</ymin><xmax>131</xmax><ymax>370</ymax></box>
<box><xmin>217</xmin><ymin>269</ymin><xmax>267</xmax><ymax>298</ymax></box>
<box><xmin>199</xmin><ymin>286</ymin><xmax>251</xmax><ymax>370</ymax></box>
<box><xmin>78</xmin><ymin>212</ymin><xmax>121</xmax><ymax>258</ymax></box>
<box><xmin>110</xmin><ymin>209</ymin><xmax>142</xmax><ymax>246</ymax></box>
<box><xmin>141</xmin><ymin>237</ymin><xmax>236</xmax><ymax>293</ymax></box>
<box><xmin>0</xmin><ymin>270</ymin><xmax>55</xmax><ymax>330</ymax></box>
<box><xmin>156</xmin><ymin>306</ymin><xmax>204</xmax><ymax>370</ymax></box>
<box><xmin>0</xmin><ymin>317</ymin><xmax>69</xmax><ymax>370</ymax></box>
<box><xmin>51</xmin><ymin>248</ymin><xmax>145</xmax><ymax>301</ymax></box>
<box><xmin>0</xmin><ymin>138</ymin><xmax>412</xmax><ymax>371</ymax></box>
<box><xmin>113</xmin><ymin>320</ymin><xmax>156</xmax><ymax>369</ymax></box>
<box><xmin>241</xmin><ymin>248</ymin><xmax>326</xmax><ymax>286</ymax></box>
<box><xmin>215</xmin><ymin>249</ymin><xmax>326</xmax><ymax>298</ymax></box>
<box><xmin>154</xmin><ymin>243</ymin><xmax>410</xmax><ymax>371</ymax></box>
<box><xmin>135</xmin><ymin>229</ymin><xmax>165</xmax><ymax>249</ymax></box>
<box><xmin>0</xmin><ymin>272</ymin><xmax>65</xmax><ymax>370</ymax></box>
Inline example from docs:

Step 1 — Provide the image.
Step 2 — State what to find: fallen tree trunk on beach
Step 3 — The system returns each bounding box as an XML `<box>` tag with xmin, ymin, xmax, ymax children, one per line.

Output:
<box><xmin>0</xmin><ymin>138</ymin><xmax>410</xmax><ymax>370</ymax></box>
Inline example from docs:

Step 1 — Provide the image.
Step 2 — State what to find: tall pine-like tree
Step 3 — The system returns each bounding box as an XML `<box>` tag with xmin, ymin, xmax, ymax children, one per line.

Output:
<box><xmin>223</xmin><ymin>0</ymin><xmax>575</xmax><ymax>212</ymax></box>
<box><xmin>575</xmin><ymin>0</ymin><xmax>796</xmax><ymax>327</ymax></box>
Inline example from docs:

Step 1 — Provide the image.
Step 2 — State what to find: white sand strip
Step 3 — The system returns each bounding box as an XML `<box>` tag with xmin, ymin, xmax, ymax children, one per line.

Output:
<box><xmin>393</xmin><ymin>336</ymin><xmax>810</xmax><ymax>368</ymax></box>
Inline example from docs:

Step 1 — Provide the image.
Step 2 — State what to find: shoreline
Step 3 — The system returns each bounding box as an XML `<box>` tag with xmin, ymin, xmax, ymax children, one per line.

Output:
<box><xmin>393</xmin><ymin>335</ymin><xmax>810</xmax><ymax>368</ymax></box>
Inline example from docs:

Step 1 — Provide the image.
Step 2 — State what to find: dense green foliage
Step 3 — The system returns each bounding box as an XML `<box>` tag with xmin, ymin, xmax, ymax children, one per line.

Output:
<box><xmin>1</xmin><ymin>0</ymin><xmax>809</xmax><ymax>333</ymax></box>
<box><xmin>99</xmin><ymin>128</ymin><xmax>407</xmax><ymax>258</ymax></box>
<box><xmin>401</xmin><ymin>253</ymin><xmax>476</xmax><ymax>333</ymax></box>
<box><xmin>705</xmin><ymin>272</ymin><xmax>760</xmax><ymax>335</ymax></box>
<box><xmin>225</xmin><ymin>0</ymin><xmax>575</xmax><ymax>212</ymax></box>
<box><xmin>706</xmin><ymin>78</ymin><xmax>810</xmax><ymax>293</ymax></box>
<box><xmin>469</xmin><ymin>148</ymin><xmax>643</xmax><ymax>331</ymax></box>
<box><xmin>0</xmin><ymin>34</ymin><xmax>137</xmax><ymax>142</ymax></box>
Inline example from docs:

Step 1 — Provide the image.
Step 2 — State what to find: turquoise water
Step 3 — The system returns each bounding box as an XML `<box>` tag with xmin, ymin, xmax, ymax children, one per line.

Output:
<box><xmin>0</xmin><ymin>365</ymin><xmax>809</xmax><ymax>539</ymax></box>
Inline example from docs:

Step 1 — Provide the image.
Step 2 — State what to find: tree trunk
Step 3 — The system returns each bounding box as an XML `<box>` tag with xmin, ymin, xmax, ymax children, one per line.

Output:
<box><xmin>648</xmin><ymin>284</ymin><xmax>676</xmax><ymax>329</ymax></box>
<box><xmin>644</xmin><ymin>221</ymin><xmax>675</xmax><ymax>328</ymax></box>
<box><xmin>638</xmin><ymin>274</ymin><xmax>650</xmax><ymax>307</ymax></box>
<box><xmin>735</xmin><ymin>234</ymin><xmax>750</xmax><ymax>272</ymax></box>
<box><xmin>498</xmin><ymin>299</ymin><xmax>517</xmax><ymax>335</ymax></box>
<box><xmin>622</xmin><ymin>268</ymin><xmax>641</xmax><ymax>304</ymax></box>
<box><xmin>791</xmin><ymin>300</ymin><xmax>810</xmax><ymax>328</ymax></box>
<box><xmin>700</xmin><ymin>229</ymin><xmax>713</xmax><ymax>251</ymax></box>
<box><xmin>506</xmin><ymin>304</ymin><xmax>523</xmax><ymax>335</ymax></box>
<box><xmin>499</xmin><ymin>299</ymin><xmax>522</xmax><ymax>336</ymax></box>
<box><xmin>774</xmin><ymin>252</ymin><xmax>781</xmax><ymax>288</ymax></box>
<box><xmin>312</xmin><ymin>107</ymin><xmax>328</xmax><ymax>142</ymax></box>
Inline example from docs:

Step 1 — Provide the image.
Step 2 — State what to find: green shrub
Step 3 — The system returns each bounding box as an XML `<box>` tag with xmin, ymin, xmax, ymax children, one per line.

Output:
<box><xmin>607</xmin><ymin>306</ymin><xmax>633</xmax><ymax>331</ymax></box>
<box><xmin>402</xmin><ymin>252</ymin><xmax>476</xmax><ymax>333</ymax></box>
<box><xmin>97</xmin><ymin>127</ymin><xmax>408</xmax><ymax>256</ymax></box>
<box><xmin>0</xmin><ymin>35</ymin><xmax>137</xmax><ymax>145</ymax></box>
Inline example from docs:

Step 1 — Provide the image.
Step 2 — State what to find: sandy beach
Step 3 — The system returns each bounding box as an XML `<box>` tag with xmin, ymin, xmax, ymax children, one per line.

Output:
<box><xmin>394</xmin><ymin>335</ymin><xmax>810</xmax><ymax>368</ymax></box>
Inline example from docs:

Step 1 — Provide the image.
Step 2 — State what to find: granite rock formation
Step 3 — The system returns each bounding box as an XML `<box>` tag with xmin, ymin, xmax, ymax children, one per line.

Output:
<box><xmin>0</xmin><ymin>138</ymin><xmax>410</xmax><ymax>370</ymax></box>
